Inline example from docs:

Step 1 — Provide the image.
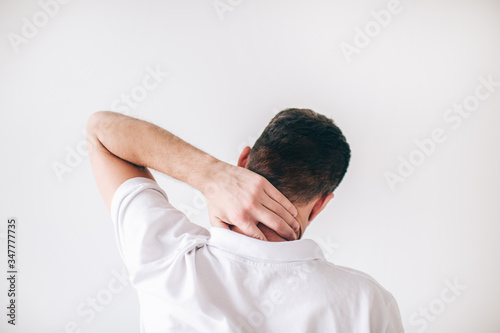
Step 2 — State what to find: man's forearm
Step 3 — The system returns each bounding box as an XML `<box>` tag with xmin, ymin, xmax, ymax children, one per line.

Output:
<box><xmin>87</xmin><ymin>111</ymin><xmax>221</xmax><ymax>193</ymax></box>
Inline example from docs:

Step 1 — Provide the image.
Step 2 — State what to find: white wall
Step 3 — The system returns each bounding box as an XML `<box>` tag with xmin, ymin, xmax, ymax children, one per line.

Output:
<box><xmin>1</xmin><ymin>0</ymin><xmax>499</xmax><ymax>332</ymax></box>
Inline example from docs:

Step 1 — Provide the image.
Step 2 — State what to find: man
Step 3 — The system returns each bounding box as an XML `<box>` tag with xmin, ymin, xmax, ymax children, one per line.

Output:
<box><xmin>87</xmin><ymin>108</ymin><xmax>404</xmax><ymax>332</ymax></box>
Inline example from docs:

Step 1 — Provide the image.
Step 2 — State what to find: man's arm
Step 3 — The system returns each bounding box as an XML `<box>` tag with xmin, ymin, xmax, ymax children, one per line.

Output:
<box><xmin>86</xmin><ymin>111</ymin><xmax>300</xmax><ymax>241</ymax></box>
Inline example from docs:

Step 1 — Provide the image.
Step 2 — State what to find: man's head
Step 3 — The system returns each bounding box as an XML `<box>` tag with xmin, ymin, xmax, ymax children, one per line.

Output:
<box><xmin>237</xmin><ymin>108</ymin><xmax>351</xmax><ymax>238</ymax></box>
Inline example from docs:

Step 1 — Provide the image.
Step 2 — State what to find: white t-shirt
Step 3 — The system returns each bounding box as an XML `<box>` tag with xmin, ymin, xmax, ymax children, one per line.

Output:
<box><xmin>111</xmin><ymin>177</ymin><xmax>404</xmax><ymax>333</ymax></box>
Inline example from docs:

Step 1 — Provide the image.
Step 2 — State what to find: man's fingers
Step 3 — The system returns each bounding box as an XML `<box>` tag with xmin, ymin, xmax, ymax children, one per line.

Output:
<box><xmin>257</xmin><ymin>205</ymin><xmax>298</xmax><ymax>241</ymax></box>
<box><xmin>211</xmin><ymin>214</ymin><xmax>267</xmax><ymax>241</ymax></box>
<box><xmin>238</xmin><ymin>221</ymin><xmax>268</xmax><ymax>241</ymax></box>
<box><xmin>209</xmin><ymin>216</ymin><xmax>230</xmax><ymax>230</ymax></box>
<box><xmin>263</xmin><ymin>183</ymin><xmax>298</xmax><ymax>217</ymax></box>
<box><xmin>261</xmin><ymin>195</ymin><xmax>300</xmax><ymax>232</ymax></box>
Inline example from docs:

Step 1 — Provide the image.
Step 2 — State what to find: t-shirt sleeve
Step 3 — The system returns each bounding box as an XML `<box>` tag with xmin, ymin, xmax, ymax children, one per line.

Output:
<box><xmin>110</xmin><ymin>177</ymin><xmax>210</xmax><ymax>278</ymax></box>
<box><xmin>385</xmin><ymin>298</ymin><xmax>405</xmax><ymax>333</ymax></box>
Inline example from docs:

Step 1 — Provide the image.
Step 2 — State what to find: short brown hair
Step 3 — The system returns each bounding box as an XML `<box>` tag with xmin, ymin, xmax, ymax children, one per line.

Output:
<box><xmin>247</xmin><ymin>108</ymin><xmax>350</xmax><ymax>204</ymax></box>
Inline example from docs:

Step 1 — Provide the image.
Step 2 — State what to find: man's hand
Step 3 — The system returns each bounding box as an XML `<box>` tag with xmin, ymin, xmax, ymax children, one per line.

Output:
<box><xmin>202</xmin><ymin>161</ymin><xmax>300</xmax><ymax>241</ymax></box>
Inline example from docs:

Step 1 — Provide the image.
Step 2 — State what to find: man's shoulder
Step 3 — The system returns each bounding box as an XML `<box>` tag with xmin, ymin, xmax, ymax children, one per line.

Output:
<box><xmin>312</xmin><ymin>260</ymin><xmax>396</xmax><ymax>300</ymax></box>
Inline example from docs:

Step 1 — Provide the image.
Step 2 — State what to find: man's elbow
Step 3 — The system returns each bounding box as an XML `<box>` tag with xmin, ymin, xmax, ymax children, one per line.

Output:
<box><xmin>86</xmin><ymin>111</ymin><xmax>117</xmax><ymax>155</ymax></box>
<box><xmin>87</xmin><ymin>111</ymin><xmax>102</xmax><ymax>137</ymax></box>
<box><xmin>86</xmin><ymin>111</ymin><xmax>115</xmax><ymax>138</ymax></box>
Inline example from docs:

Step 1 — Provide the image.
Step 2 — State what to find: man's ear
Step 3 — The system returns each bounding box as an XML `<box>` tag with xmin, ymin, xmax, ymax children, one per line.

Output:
<box><xmin>308</xmin><ymin>192</ymin><xmax>334</xmax><ymax>222</ymax></box>
<box><xmin>238</xmin><ymin>146</ymin><xmax>251</xmax><ymax>168</ymax></box>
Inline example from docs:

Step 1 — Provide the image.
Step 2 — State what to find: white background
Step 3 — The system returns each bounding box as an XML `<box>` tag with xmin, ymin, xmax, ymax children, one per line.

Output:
<box><xmin>1</xmin><ymin>0</ymin><xmax>499</xmax><ymax>332</ymax></box>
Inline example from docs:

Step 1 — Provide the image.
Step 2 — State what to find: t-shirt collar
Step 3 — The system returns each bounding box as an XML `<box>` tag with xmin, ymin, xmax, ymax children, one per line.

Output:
<box><xmin>207</xmin><ymin>227</ymin><xmax>325</xmax><ymax>262</ymax></box>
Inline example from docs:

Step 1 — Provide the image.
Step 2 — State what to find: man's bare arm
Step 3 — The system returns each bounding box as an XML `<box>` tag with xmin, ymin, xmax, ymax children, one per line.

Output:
<box><xmin>86</xmin><ymin>111</ymin><xmax>300</xmax><ymax>241</ymax></box>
